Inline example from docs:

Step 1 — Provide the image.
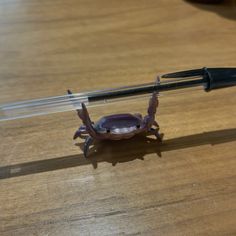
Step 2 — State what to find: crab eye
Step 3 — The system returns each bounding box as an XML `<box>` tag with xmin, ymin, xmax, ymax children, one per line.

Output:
<box><xmin>136</xmin><ymin>125</ymin><xmax>140</xmax><ymax>128</ymax></box>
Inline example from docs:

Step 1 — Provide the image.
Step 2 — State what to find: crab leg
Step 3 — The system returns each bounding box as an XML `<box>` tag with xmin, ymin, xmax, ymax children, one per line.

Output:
<box><xmin>149</xmin><ymin>128</ymin><xmax>163</xmax><ymax>142</ymax></box>
<box><xmin>84</xmin><ymin>136</ymin><xmax>94</xmax><ymax>158</ymax></box>
<box><xmin>152</xmin><ymin>120</ymin><xmax>160</xmax><ymax>128</ymax></box>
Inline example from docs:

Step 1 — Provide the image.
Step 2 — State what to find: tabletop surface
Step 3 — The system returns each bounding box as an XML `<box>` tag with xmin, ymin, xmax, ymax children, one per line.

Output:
<box><xmin>0</xmin><ymin>0</ymin><xmax>236</xmax><ymax>235</ymax></box>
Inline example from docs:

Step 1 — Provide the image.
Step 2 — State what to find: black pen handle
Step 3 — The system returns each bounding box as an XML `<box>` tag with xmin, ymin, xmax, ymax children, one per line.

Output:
<box><xmin>204</xmin><ymin>67</ymin><xmax>236</xmax><ymax>91</ymax></box>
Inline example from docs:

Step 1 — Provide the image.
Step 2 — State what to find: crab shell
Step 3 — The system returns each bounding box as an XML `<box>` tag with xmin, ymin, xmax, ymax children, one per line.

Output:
<box><xmin>94</xmin><ymin>113</ymin><xmax>144</xmax><ymax>140</ymax></box>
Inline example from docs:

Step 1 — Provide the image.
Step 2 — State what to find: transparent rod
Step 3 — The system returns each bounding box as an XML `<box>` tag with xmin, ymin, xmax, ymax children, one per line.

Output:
<box><xmin>0</xmin><ymin>76</ymin><xmax>204</xmax><ymax>121</ymax></box>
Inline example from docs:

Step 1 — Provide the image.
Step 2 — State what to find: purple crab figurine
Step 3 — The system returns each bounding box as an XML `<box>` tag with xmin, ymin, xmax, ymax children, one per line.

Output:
<box><xmin>68</xmin><ymin>90</ymin><xmax>162</xmax><ymax>157</ymax></box>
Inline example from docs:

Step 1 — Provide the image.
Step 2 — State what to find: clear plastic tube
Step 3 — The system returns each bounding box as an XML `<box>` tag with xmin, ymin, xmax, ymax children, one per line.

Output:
<box><xmin>0</xmin><ymin>76</ymin><xmax>204</xmax><ymax>121</ymax></box>
<box><xmin>0</xmin><ymin>84</ymin><xmax>154</xmax><ymax>121</ymax></box>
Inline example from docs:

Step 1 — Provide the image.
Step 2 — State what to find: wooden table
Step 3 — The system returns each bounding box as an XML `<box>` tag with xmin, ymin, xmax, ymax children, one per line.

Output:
<box><xmin>0</xmin><ymin>0</ymin><xmax>236</xmax><ymax>235</ymax></box>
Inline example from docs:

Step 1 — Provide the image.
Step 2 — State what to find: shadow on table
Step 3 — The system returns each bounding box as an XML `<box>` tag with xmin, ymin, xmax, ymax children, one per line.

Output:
<box><xmin>185</xmin><ymin>0</ymin><xmax>236</xmax><ymax>21</ymax></box>
<box><xmin>0</xmin><ymin>128</ymin><xmax>236</xmax><ymax>179</ymax></box>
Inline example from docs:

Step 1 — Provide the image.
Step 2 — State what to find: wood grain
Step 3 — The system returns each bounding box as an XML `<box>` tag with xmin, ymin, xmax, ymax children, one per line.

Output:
<box><xmin>0</xmin><ymin>0</ymin><xmax>236</xmax><ymax>235</ymax></box>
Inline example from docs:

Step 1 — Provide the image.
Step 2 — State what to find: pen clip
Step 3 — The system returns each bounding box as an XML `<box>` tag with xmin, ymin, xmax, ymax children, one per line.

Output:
<box><xmin>161</xmin><ymin>68</ymin><xmax>204</xmax><ymax>79</ymax></box>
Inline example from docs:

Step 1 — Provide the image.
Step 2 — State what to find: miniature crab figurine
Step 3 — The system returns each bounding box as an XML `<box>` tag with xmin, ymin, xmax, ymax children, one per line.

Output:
<box><xmin>68</xmin><ymin>90</ymin><xmax>162</xmax><ymax>157</ymax></box>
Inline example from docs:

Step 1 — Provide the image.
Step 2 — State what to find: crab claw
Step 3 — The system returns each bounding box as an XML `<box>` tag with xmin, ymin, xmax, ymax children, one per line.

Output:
<box><xmin>73</xmin><ymin>125</ymin><xmax>88</xmax><ymax>140</ymax></box>
<box><xmin>73</xmin><ymin>130</ymin><xmax>80</xmax><ymax>140</ymax></box>
<box><xmin>73</xmin><ymin>128</ymin><xmax>87</xmax><ymax>140</ymax></box>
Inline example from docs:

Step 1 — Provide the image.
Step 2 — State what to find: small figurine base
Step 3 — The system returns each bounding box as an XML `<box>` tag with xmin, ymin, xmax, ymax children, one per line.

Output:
<box><xmin>68</xmin><ymin>91</ymin><xmax>162</xmax><ymax>157</ymax></box>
